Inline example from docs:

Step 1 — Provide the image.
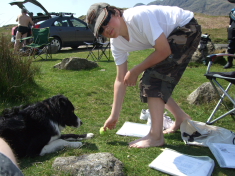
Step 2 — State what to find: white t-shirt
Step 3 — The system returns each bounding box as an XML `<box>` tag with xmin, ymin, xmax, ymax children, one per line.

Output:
<box><xmin>111</xmin><ymin>5</ymin><xmax>194</xmax><ymax>65</ymax></box>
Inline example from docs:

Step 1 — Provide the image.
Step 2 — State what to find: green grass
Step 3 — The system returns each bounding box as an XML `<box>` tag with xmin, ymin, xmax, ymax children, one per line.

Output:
<box><xmin>0</xmin><ymin>34</ymin><xmax>40</xmax><ymax>102</ymax></box>
<box><xmin>0</xmin><ymin>48</ymin><xmax>235</xmax><ymax>176</ymax></box>
<box><xmin>0</xmin><ymin>13</ymin><xmax>233</xmax><ymax>175</ymax></box>
<box><xmin>194</xmin><ymin>13</ymin><xmax>229</xmax><ymax>44</ymax></box>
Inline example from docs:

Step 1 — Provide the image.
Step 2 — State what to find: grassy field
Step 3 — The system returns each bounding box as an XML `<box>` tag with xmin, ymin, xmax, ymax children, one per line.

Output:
<box><xmin>0</xmin><ymin>48</ymin><xmax>235</xmax><ymax>176</ymax></box>
<box><xmin>1</xmin><ymin>13</ymin><xmax>235</xmax><ymax>176</ymax></box>
<box><xmin>195</xmin><ymin>13</ymin><xmax>229</xmax><ymax>43</ymax></box>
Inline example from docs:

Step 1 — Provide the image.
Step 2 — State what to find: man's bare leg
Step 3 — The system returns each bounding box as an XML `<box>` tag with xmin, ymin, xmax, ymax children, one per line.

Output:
<box><xmin>21</xmin><ymin>33</ymin><xmax>27</xmax><ymax>47</ymax></box>
<box><xmin>14</xmin><ymin>31</ymin><xmax>22</xmax><ymax>52</ymax></box>
<box><xmin>163</xmin><ymin>97</ymin><xmax>191</xmax><ymax>134</ymax></box>
<box><xmin>129</xmin><ymin>97</ymin><xmax>165</xmax><ymax>148</ymax></box>
<box><xmin>0</xmin><ymin>138</ymin><xmax>18</xmax><ymax>166</ymax></box>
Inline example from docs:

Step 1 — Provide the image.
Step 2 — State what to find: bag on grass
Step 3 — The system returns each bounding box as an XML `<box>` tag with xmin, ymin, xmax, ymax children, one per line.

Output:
<box><xmin>140</xmin><ymin>109</ymin><xmax>174</xmax><ymax>130</ymax></box>
<box><xmin>180</xmin><ymin>119</ymin><xmax>235</xmax><ymax>147</ymax></box>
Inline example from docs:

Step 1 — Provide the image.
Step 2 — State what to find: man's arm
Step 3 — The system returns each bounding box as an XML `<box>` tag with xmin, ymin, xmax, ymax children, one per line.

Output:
<box><xmin>28</xmin><ymin>16</ymin><xmax>34</xmax><ymax>26</ymax></box>
<box><xmin>124</xmin><ymin>32</ymin><xmax>171</xmax><ymax>86</ymax></box>
<box><xmin>111</xmin><ymin>62</ymin><xmax>128</xmax><ymax>118</ymax></box>
<box><xmin>104</xmin><ymin>61</ymin><xmax>128</xmax><ymax>129</ymax></box>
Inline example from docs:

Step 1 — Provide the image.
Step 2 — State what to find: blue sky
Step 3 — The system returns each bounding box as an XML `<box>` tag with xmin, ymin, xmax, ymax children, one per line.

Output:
<box><xmin>0</xmin><ymin>0</ymin><xmax>153</xmax><ymax>27</ymax></box>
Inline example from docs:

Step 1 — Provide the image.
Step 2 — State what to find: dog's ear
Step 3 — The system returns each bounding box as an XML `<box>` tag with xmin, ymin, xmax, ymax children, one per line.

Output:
<box><xmin>58</xmin><ymin>96</ymin><xmax>67</xmax><ymax>106</ymax></box>
<box><xmin>58</xmin><ymin>96</ymin><xmax>73</xmax><ymax>110</ymax></box>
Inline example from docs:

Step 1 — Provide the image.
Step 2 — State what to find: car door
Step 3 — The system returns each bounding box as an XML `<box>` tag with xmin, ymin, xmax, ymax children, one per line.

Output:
<box><xmin>52</xmin><ymin>17</ymin><xmax>76</xmax><ymax>46</ymax></box>
<box><xmin>9</xmin><ymin>0</ymin><xmax>51</xmax><ymax>23</ymax></box>
<box><xmin>69</xmin><ymin>18</ymin><xmax>95</xmax><ymax>45</ymax></box>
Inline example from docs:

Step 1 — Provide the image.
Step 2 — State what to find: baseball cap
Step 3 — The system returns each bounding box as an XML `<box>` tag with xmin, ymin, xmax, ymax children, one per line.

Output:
<box><xmin>86</xmin><ymin>2</ymin><xmax>110</xmax><ymax>37</ymax></box>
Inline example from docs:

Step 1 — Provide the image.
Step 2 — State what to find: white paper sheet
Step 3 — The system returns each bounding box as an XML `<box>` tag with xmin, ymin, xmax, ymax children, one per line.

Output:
<box><xmin>116</xmin><ymin>121</ymin><xmax>151</xmax><ymax>137</ymax></box>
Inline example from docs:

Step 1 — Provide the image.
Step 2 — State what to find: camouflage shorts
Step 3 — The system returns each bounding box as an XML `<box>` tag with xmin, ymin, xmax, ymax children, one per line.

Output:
<box><xmin>139</xmin><ymin>18</ymin><xmax>202</xmax><ymax>103</ymax></box>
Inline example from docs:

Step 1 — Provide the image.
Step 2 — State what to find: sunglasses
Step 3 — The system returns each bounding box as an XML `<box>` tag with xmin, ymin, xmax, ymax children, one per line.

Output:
<box><xmin>99</xmin><ymin>11</ymin><xmax>112</xmax><ymax>35</ymax></box>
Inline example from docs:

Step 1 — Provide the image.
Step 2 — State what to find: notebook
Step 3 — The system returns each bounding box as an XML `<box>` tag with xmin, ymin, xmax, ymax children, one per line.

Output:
<box><xmin>208</xmin><ymin>143</ymin><xmax>235</xmax><ymax>168</ymax></box>
<box><xmin>149</xmin><ymin>148</ymin><xmax>214</xmax><ymax>176</ymax></box>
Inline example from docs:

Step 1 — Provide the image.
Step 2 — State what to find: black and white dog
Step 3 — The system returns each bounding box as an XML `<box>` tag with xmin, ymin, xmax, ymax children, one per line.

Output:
<box><xmin>0</xmin><ymin>95</ymin><xmax>94</xmax><ymax>158</ymax></box>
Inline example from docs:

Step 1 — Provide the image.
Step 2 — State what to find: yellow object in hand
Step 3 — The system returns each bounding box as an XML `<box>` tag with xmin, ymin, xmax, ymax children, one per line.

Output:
<box><xmin>99</xmin><ymin>127</ymin><xmax>109</xmax><ymax>135</ymax></box>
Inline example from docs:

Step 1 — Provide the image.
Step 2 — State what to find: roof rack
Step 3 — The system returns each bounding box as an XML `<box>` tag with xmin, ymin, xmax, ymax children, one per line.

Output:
<box><xmin>49</xmin><ymin>12</ymin><xmax>76</xmax><ymax>17</ymax></box>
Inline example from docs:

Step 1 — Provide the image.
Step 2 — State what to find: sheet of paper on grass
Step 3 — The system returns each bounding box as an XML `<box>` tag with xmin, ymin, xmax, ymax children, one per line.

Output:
<box><xmin>208</xmin><ymin>143</ymin><xmax>235</xmax><ymax>168</ymax></box>
<box><xmin>149</xmin><ymin>148</ymin><xmax>215</xmax><ymax>176</ymax></box>
<box><xmin>116</xmin><ymin>121</ymin><xmax>151</xmax><ymax>137</ymax></box>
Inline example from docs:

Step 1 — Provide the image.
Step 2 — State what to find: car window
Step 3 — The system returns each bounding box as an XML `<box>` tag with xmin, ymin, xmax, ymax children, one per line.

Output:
<box><xmin>23</xmin><ymin>2</ymin><xmax>46</xmax><ymax>16</ymax></box>
<box><xmin>70</xmin><ymin>18</ymin><xmax>86</xmax><ymax>28</ymax></box>
<box><xmin>53</xmin><ymin>19</ymin><xmax>70</xmax><ymax>27</ymax></box>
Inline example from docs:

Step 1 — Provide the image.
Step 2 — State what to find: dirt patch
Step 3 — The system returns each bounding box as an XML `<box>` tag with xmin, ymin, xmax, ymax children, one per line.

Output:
<box><xmin>195</xmin><ymin>14</ymin><xmax>229</xmax><ymax>29</ymax></box>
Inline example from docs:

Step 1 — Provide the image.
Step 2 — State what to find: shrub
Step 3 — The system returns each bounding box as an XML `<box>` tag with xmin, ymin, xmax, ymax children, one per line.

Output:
<box><xmin>0</xmin><ymin>34</ymin><xmax>40</xmax><ymax>101</ymax></box>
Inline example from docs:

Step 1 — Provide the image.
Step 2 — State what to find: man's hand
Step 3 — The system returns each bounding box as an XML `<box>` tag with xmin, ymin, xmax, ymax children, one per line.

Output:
<box><xmin>124</xmin><ymin>70</ymin><xmax>138</xmax><ymax>87</ymax></box>
<box><xmin>104</xmin><ymin>117</ymin><xmax>118</xmax><ymax>130</ymax></box>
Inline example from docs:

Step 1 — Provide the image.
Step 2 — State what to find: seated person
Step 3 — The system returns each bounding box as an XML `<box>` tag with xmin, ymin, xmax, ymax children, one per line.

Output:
<box><xmin>0</xmin><ymin>138</ymin><xmax>23</xmax><ymax>176</ymax></box>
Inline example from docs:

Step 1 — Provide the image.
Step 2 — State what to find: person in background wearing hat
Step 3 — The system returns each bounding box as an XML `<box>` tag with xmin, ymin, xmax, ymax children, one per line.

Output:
<box><xmin>14</xmin><ymin>9</ymin><xmax>34</xmax><ymax>52</ymax></box>
<box><xmin>86</xmin><ymin>3</ymin><xmax>201</xmax><ymax>148</ymax></box>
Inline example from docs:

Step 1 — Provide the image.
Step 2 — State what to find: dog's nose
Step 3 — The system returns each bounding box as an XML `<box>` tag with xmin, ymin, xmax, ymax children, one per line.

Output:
<box><xmin>80</xmin><ymin>121</ymin><xmax>83</xmax><ymax>125</ymax></box>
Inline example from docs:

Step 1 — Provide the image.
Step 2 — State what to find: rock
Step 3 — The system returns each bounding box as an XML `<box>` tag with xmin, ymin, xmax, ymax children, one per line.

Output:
<box><xmin>54</xmin><ymin>57</ymin><xmax>99</xmax><ymax>70</ymax></box>
<box><xmin>52</xmin><ymin>152</ymin><xmax>125</xmax><ymax>176</ymax></box>
<box><xmin>187</xmin><ymin>82</ymin><xmax>220</xmax><ymax>105</ymax></box>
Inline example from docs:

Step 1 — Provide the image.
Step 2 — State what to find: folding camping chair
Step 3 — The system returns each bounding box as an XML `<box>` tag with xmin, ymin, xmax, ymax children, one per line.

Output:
<box><xmin>204</xmin><ymin>53</ymin><xmax>235</xmax><ymax>124</ymax></box>
<box><xmin>84</xmin><ymin>37</ymin><xmax>111</xmax><ymax>61</ymax></box>
<box><xmin>84</xmin><ymin>41</ymin><xmax>99</xmax><ymax>61</ymax></box>
<box><xmin>97</xmin><ymin>41</ymin><xmax>110</xmax><ymax>61</ymax></box>
<box><xmin>22</xmin><ymin>27</ymin><xmax>53</xmax><ymax>59</ymax></box>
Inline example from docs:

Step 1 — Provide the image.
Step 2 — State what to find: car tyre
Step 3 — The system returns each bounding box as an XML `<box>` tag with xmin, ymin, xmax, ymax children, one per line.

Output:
<box><xmin>51</xmin><ymin>37</ymin><xmax>62</xmax><ymax>51</ymax></box>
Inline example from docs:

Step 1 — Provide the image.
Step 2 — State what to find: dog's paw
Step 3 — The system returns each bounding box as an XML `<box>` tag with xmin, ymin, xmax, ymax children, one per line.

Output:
<box><xmin>69</xmin><ymin>142</ymin><xmax>83</xmax><ymax>148</ymax></box>
<box><xmin>86</xmin><ymin>133</ymin><xmax>94</xmax><ymax>139</ymax></box>
<box><xmin>40</xmin><ymin>148</ymin><xmax>48</xmax><ymax>156</ymax></box>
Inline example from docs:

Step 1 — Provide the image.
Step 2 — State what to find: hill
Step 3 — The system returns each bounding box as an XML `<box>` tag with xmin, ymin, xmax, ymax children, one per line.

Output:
<box><xmin>136</xmin><ymin>0</ymin><xmax>235</xmax><ymax>16</ymax></box>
